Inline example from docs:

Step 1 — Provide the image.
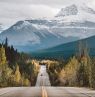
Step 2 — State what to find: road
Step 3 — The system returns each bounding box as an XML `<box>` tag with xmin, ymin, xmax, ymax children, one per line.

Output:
<box><xmin>0</xmin><ymin>65</ymin><xmax>95</xmax><ymax>97</ymax></box>
<box><xmin>36</xmin><ymin>65</ymin><xmax>51</xmax><ymax>86</ymax></box>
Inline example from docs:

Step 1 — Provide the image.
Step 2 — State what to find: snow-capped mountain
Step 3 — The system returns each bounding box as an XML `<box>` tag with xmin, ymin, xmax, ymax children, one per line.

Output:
<box><xmin>0</xmin><ymin>20</ymin><xmax>78</xmax><ymax>51</ymax></box>
<box><xmin>56</xmin><ymin>4</ymin><xmax>78</xmax><ymax>17</ymax></box>
<box><xmin>55</xmin><ymin>4</ymin><xmax>95</xmax><ymax>22</ymax></box>
<box><xmin>81</xmin><ymin>5</ymin><xmax>95</xmax><ymax>15</ymax></box>
<box><xmin>56</xmin><ymin>4</ymin><xmax>95</xmax><ymax>18</ymax></box>
<box><xmin>0</xmin><ymin>4</ymin><xmax>95</xmax><ymax>52</ymax></box>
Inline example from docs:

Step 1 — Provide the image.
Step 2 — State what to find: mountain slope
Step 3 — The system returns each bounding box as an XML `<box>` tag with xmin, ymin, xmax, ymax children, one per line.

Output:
<box><xmin>1</xmin><ymin>4</ymin><xmax>95</xmax><ymax>52</ymax></box>
<box><xmin>56</xmin><ymin>4</ymin><xmax>78</xmax><ymax>17</ymax></box>
<box><xmin>32</xmin><ymin>35</ymin><xmax>95</xmax><ymax>59</ymax></box>
<box><xmin>55</xmin><ymin>4</ymin><xmax>95</xmax><ymax>22</ymax></box>
<box><xmin>0</xmin><ymin>20</ymin><xmax>78</xmax><ymax>52</ymax></box>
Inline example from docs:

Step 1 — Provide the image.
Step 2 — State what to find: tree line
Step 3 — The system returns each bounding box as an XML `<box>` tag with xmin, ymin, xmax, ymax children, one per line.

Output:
<box><xmin>0</xmin><ymin>38</ymin><xmax>39</xmax><ymax>87</ymax></box>
<box><xmin>47</xmin><ymin>41</ymin><xmax>95</xmax><ymax>89</ymax></box>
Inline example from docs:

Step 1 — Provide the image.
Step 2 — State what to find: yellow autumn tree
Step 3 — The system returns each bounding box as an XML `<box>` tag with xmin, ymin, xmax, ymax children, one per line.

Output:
<box><xmin>14</xmin><ymin>64</ymin><xmax>21</xmax><ymax>83</ymax></box>
<box><xmin>24</xmin><ymin>79</ymin><xmax>30</xmax><ymax>86</ymax></box>
<box><xmin>59</xmin><ymin>56</ymin><xmax>79</xmax><ymax>86</ymax></box>
<box><xmin>0</xmin><ymin>46</ymin><xmax>7</xmax><ymax>68</ymax></box>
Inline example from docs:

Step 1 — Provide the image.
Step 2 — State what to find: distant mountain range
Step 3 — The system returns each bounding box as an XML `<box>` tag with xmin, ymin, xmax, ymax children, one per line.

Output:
<box><xmin>32</xmin><ymin>35</ymin><xmax>95</xmax><ymax>59</ymax></box>
<box><xmin>0</xmin><ymin>4</ymin><xmax>95</xmax><ymax>52</ymax></box>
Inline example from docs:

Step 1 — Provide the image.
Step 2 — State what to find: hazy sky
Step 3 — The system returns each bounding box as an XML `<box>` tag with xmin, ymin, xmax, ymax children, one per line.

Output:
<box><xmin>0</xmin><ymin>0</ymin><xmax>95</xmax><ymax>29</ymax></box>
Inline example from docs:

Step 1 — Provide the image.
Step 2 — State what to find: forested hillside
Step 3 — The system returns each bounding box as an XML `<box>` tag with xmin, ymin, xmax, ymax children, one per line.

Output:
<box><xmin>32</xmin><ymin>35</ymin><xmax>95</xmax><ymax>59</ymax></box>
<box><xmin>46</xmin><ymin>41</ymin><xmax>95</xmax><ymax>89</ymax></box>
<box><xmin>0</xmin><ymin>38</ymin><xmax>39</xmax><ymax>87</ymax></box>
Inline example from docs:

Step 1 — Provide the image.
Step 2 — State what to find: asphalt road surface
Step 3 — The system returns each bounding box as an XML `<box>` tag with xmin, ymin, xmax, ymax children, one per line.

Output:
<box><xmin>0</xmin><ymin>65</ymin><xmax>95</xmax><ymax>97</ymax></box>
<box><xmin>36</xmin><ymin>65</ymin><xmax>51</xmax><ymax>86</ymax></box>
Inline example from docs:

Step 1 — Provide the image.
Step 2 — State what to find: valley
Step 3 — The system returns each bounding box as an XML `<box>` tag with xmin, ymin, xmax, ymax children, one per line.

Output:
<box><xmin>0</xmin><ymin>2</ymin><xmax>95</xmax><ymax>97</ymax></box>
<box><xmin>1</xmin><ymin>4</ymin><xmax>95</xmax><ymax>52</ymax></box>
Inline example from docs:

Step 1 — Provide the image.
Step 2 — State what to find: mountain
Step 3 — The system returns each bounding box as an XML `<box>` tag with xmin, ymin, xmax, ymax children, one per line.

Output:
<box><xmin>32</xmin><ymin>35</ymin><xmax>95</xmax><ymax>59</ymax></box>
<box><xmin>56</xmin><ymin>4</ymin><xmax>78</xmax><ymax>17</ymax></box>
<box><xmin>0</xmin><ymin>20</ymin><xmax>78</xmax><ymax>52</ymax></box>
<box><xmin>0</xmin><ymin>4</ymin><xmax>95</xmax><ymax>52</ymax></box>
<box><xmin>55</xmin><ymin>4</ymin><xmax>95</xmax><ymax>22</ymax></box>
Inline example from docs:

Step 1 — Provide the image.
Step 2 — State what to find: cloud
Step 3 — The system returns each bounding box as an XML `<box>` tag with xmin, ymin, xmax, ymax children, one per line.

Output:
<box><xmin>0</xmin><ymin>2</ymin><xmax>59</xmax><ymax>29</ymax></box>
<box><xmin>0</xmin><ymin>0</ymin><xmax>95</xmax><ymax>29</ymax></box>
<box><xmin>0</xmin><ymin>0</ymin><xmax>93</xmax><ymax>7</ymax></box>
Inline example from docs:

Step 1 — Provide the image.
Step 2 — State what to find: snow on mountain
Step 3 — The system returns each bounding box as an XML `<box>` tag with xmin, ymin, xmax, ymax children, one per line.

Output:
<box><xmin>1</xmin><ymin>4</ymin><xmax>95</xmax><ymax>52</ymax></box>
<box><xmin>81</xmin><ymin>4</ymin><xmax>95</xmax><ymax>15</ymax></box>
<box><xmin>56</xmin><ymin>4</ymin><xmax>78</xmax><ymax>17</ymax></box>
<box><xmin>0</xmin><ymin>19</ymin><xmax>78</xmax><ymax>51</ymax></box>
<box><xmin>55</xmin><ymin>4</ymin><xmax>95</xmax><ymax>22</ymax></box>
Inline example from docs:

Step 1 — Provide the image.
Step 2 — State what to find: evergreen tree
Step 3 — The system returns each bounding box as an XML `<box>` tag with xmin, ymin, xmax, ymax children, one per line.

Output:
<box><xmin>5</xmin><ymin>37</ymin><xmax>8</xmax><ymax>47</ymax></box>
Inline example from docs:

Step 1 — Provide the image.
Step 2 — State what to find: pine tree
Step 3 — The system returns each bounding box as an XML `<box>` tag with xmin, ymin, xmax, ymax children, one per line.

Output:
<box><xmin>5</xmin><ymin>37</ymin><xmax>8</xmax><ymax>47</ymax></box>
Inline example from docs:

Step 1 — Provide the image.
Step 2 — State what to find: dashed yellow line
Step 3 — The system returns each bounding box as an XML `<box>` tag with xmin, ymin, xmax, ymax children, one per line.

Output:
<box><xmin>42</xmin><ymin>86</ymin><xmax>48</xmax><ymax>97</ymax></box>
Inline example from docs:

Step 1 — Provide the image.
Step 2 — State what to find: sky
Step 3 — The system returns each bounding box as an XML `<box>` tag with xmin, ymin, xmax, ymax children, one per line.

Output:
<box><xmin>0</xmin><ymin>0</ymin><xmax>95</xmax><ymax>30</ymax></box>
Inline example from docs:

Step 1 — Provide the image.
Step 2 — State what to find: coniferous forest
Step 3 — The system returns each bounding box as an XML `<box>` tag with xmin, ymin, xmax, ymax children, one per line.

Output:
<box><xmin>0</xmin><ymin>1</ymin><xmax>95</xmax><ymax>96</ymax></box>
<box><xmin>0</xmin><ymin>38</ymin><xmax>39</xmax><ymax>87</ymax></box>
<box><xmin>46</xmin><ymin>41</ymin><xmax>95</xmax><ymax>89</ymax></box>
<box><xmin>0</xmin><ymin>38</ymin><xmax>95</xmax><ymax>89</ymax></box>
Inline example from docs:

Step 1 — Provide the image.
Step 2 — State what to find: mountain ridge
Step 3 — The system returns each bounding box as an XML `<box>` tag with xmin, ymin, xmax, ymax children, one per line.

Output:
<box><xmin>0</xmin><ymin>4</ymin><xmax>95</xmax><ymax>52</ymax></box>
<box><xmin>31</xmin><ymin>35</ymin><xmax>95</xmax><ymax>59</ymax></box>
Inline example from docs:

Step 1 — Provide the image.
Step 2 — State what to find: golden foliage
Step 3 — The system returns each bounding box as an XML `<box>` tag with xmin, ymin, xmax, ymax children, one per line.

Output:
<box><xmin>14</xmin><ymin>65</ymin><xmax>21</xmax><ymax>83</ymax></box>
<box><xmin>59</xmin><ymin>56</ymin><xmax>79</xmax><ymax>86</ymax></box>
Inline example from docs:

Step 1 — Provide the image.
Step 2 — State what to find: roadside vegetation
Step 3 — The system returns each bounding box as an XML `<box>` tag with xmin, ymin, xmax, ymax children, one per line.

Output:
<box><xmin>0</xmin><ymin>38</ymin><xmax>39</xmax><ymax>87</ymax></box>
<box><xmin>41</xmin><ymin>60</ymin><xmax>64</xmax><ymax>86</ymax></box>
<box><xmin>0</xmin><ymin>38</ymin><xmax>95</xmax><ymax>89</ymax></box>
<box><xmin>47</xmin><ymin>41</ymin><xmax>95</xmax><ymax>89</ymax></box>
